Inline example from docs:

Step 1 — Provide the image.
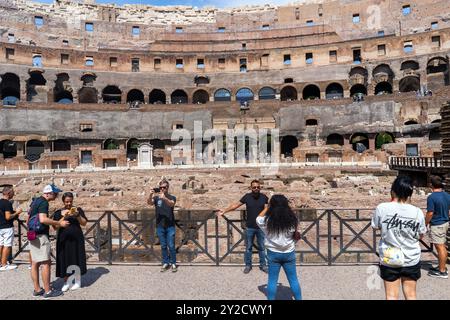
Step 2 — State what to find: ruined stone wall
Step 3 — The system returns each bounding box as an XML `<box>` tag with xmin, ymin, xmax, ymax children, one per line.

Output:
<box><xmin>0</xmin><ymin>51</ymin><xmax>448</xmax><ymax>101</ymax></box>
<box><xmin>0</xmin><ymin>0</ymin><xmax>449</xmax><ymax>170</ymax></box>
<box><xmin>2</xmin><ymin>0</ymin><xmax>450</xmax><ymax>37</ymax></box>
<box><xmin>0</xmin><ymin>91</ymin><xmax>447</xmax><ymax>168</ymax></box>
<box><xmin>0</xmin><ymin>27</ymin><xmax>448</xmax><ymax>73</ymax></box>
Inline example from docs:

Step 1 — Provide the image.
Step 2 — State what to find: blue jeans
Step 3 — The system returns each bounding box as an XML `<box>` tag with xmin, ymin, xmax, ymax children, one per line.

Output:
<box><xmin>156</xmin><ymin>226</ymin><xmax>176</xmax><ymax>265</ymax></box>
<box><xmin>244</xmin><ymin>228</ymin><xmax>267</xmax><ymax>267</ymax></box>
<box><xmin>266</xmin><ymin>249</ymin><xmax>302</xmax><ymax>300</ymax></box>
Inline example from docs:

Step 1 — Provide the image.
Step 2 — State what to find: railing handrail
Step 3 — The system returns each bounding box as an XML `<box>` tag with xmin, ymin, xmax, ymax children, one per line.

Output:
<box><xmin>12</xmin><ymin>208</ymin><xmax>436</xmax><ymax>266</ymax></box>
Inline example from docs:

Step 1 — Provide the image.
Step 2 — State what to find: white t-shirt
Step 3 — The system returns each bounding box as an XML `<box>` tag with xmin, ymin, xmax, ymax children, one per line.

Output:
<box><xmin>256</xmin><ymin>216</ymin><xmax>296</xmax><ymax>253</ymax></box>
<box><xmin>371</xmin><ymin>202</ymin><xmax>427</xmax><ymax>267</ymax></box>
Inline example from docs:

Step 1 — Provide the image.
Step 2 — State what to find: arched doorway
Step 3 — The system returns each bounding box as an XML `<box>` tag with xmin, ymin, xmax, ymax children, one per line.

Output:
<box><xmin>127</xmin><ymin>138</ymin><xmax>139</xmax><ymax>160</ymax></box>
<box><xmin>429</xmin><ymin>119</ymin><xmax>441</xmax><ymax>141</ymax></box>
<box><xmin>78</xmin><ymin>87</ymin><xmax>98</xmax><ymax>103</ymax></box>
<box><xmin>325</xmin><ymin>83</ymin><xmax>344</xmax><ymax>99</ymax></box>
<box><xmin>258</xmin><ymin>87</ymin><xmax>276</xmax><ymax>100</ymax></box>
<box><xmin>192</xmin><ymin>90</ymin><xmax>209</xmax><ymax>104</ymax></box>
<box><xmin>103</xmin><ymin>139</ymin><xmax>119</xmax><ymax>150</ymax></box>
<box><xmin>427</xmin><ymin>57</ymin><xmax>449</xmax><ymax>89</ymax></box>
<box><xmin>1</xmin><ymin>73</ymin><xmax>20</xmax><ymax>106</ymax></box>
<box><xmin>350</xmin><ymin>84</ymin><xmax>367</xmax><ymax>97</ymax></box>
<box><xmin>236</xmin><ymin>88</ymin><xmax>254</xmax><ymax>103</ymax></box>
<box><xmin>102</xmin><ymin>86</ymin><xmax>122</xmax><ymax>103</ymax></box>
<box><xmin>149</xmin><ymin>89</ymin><xmax>166</xmax><ymax>104</ymax></box>
<box><xmin>214</xmin><ymin>88</ymin><xmax>231</xmax><ymax>102</ymax></box>
<box><xmin>302</xmin><ymin>84</ymin><xmax>320</xmax><ymax>100</ymax></box>
<box><xmin>126</xmin><ymin>89</ymin><xmax>144</xmax><ymax>104</ymax></box>
<box><xmin>171</xmin><ymin>89</ymin><xmax>188</xmax><ymax>104</ymax></box>
<box><xmin>374</xmin><ymin>82</ymin><xmax>393</xmax><ymax>95</ymax></box>
<box><xmin>54</xmin><ymin>90</ymin><xmax>73</xmax><ymax>104</ymax></box>
<box><xmin>375</xmin><ymin>132</ymin><xmax>395</xmax><ymax>149</ymax></box>
<box><xmin>399</xmin><ymin>76</ymin><xmax>420</xmax><ymax>92</ymax></box>
<box><xmin>280</xmin><ymin>135</ymin><xmax>298</xmax><ymax>157</ymax></box>
<box><xmin>350</xmin><ymin>133</ymin><xmax>369</xmax><ymax>152</ymax></box>
<box><xmin>280</xmin><ymin>86</ymin><xmax>297</xmax><ymax>101</ymax></box>
<box><xmin>26</xmin><ymin>71</ymin><xmax>47</xmax><ymax>102</ymax></box>
<box><xmin>25</xmin><ymin>140</ymin><xmax>45</xmax><ymax>161</ymax></box>
<box><xmin>0</xmin><ymin>140</ymin><xmax>17</xmax><ymax>158</ymax></box>
<box><xmin>326</xmin><ymin>133</ymin><xmax>344</xmax><ymax>146</ymax></box>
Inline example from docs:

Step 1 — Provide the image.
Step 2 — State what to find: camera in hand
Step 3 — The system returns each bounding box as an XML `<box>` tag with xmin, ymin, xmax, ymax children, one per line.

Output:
<box><xmin>153</xmin><ymin>187</ymin><xmax>160</xmax><ymax>193</ymax></box>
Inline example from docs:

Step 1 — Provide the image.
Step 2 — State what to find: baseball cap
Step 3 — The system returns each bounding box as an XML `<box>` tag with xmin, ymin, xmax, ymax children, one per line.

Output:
<box><xmin>42</xmin><ymin>184</ymin><xmax>62</xmax><ymax>194</ymax></box>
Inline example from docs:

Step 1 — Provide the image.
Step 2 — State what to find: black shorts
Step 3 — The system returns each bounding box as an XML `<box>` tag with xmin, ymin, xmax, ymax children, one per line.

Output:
<box><xmin>379</xmin><ymin>262</ymin><xmax>421</xmax><ymax>282</ymax></box>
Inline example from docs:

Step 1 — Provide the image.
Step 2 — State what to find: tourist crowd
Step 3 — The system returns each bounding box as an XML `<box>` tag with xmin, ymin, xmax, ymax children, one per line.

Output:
<box><xmin>0</xmin><ymin>175</ymin><xmax>448</xmax><ymax>300</ymax></box>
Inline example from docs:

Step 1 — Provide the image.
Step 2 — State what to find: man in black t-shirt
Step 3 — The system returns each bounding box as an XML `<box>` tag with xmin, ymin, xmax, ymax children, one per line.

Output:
<box><xmin>0</xmin><ymin>186</ymin><xmax>22</xmax><ymax>271</ymax></box>
<box><xmin>147</xmin><ymin>179</ymin><xmax>177</xmax><ymax>272</ymax></box>
<box><xmin>218</xmin><ymin>180</ymin><xmax>268</xmax><ymax>273</ymax></box>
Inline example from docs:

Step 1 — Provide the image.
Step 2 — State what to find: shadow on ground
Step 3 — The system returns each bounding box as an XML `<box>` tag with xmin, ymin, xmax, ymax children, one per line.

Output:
<box><xmin>52</xmin><ymin>267</ymin><xmax>110</xmax><ymax>290</ymax></box>
<box><xmin>258</xmin><ymin>283</ymin><xmax>294</xmax><ymax>300</ymax></box>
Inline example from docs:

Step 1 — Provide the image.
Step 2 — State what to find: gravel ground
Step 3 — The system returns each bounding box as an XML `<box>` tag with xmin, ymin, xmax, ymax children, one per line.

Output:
<box><xmin>1</xmin><ymin>263</ymin><xmax>449</xmax><ymax>300</ymax></box>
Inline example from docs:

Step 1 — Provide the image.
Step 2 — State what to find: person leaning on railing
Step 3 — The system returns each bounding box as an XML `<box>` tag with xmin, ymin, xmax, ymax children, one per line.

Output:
<box><xmin>217</xmin><ymin>180</ymin><xmax>269</xmax><ymax>274</ymax></box>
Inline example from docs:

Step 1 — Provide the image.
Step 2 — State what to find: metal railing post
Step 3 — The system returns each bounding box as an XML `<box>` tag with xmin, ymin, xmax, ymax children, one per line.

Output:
<box><xmin>18</xmin><ymin>221</ymin><xmax>22</xmax><ymax>256</ymax></box>
<box><xmin>215</xmin><ymin>214</ymin><xmax>220</xmax><ymax>266</ymax></box>
<box><xmin>107</xmin><ymin>211</ymin><xmax>113</xmax><ymax>265</ymax></box>
<box><xmin>327</xmin><ymin>210</ymin><xmax>332</xmax><ymax>266</ymax></box>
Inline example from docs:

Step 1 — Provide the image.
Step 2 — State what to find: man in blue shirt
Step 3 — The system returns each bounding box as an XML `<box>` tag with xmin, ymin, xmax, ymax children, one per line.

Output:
<box><xmin>426</xmin><ymin>176</ymin><xmax>450</xmax><ymax>279</ymax></box>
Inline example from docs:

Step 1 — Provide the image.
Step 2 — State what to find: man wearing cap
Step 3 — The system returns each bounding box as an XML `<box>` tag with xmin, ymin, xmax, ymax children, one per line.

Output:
<box><xmin>29</xmin><ymin>184</ymin><xmax>69</xmax><ymax>299</ymax></box>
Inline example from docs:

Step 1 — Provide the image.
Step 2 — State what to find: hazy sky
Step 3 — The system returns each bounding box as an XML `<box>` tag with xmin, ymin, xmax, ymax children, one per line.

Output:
<box><xmin>34</xmin><ymin>0</ymin><xmax>297</xmax><ymax>8</ymax></box>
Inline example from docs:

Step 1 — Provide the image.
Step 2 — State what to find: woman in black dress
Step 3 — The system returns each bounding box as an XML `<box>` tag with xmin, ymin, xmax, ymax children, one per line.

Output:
<box><xmin>53</xmin><ymin>192</ymin><xmax>87</xmax><ymax>291</ymax></box>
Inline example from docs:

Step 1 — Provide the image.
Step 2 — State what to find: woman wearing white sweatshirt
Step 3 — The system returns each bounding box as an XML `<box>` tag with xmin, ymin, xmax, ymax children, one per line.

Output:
<box><xmin>256</xmin><ymin>194</ymin><xmax>302</xmax><ymax>300</ymax></box>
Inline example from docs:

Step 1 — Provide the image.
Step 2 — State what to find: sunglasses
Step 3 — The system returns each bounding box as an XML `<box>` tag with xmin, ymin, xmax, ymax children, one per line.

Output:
<box><xmin>251</xmin><ymin>186</ymin><xmax>261</xmax><ymax>189</ymax></box>
<box><xmin>159</xmin><ymin>186</ymin><xmax>168</xmax><ymax>189</ymax></box>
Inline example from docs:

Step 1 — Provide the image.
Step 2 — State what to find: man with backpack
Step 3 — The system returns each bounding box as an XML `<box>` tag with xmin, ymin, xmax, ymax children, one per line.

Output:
<box><xmin>28</xmin><ymin>184</ymin><xmax>69</xmax><ymax>299</ymax></box>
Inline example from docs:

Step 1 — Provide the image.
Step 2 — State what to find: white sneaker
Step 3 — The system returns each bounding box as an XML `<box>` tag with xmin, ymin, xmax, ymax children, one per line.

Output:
<box><xmin>70</xmin><ymin>282</ymin><xmax>81</xmax><ymax>291</ymax></box>
<box><xmin>28</xmin><ymin>265</ymin><xmax>32</xmax><ymax>270</ymax></box>
<box><xmin>0</xmin><ymin>264</ymin><xmax>18</xmax><ymax>271</ymax></box>
<box><xmin>61</xmin><ymin>282</ymin><xmax>70</xmax><ymax>292</ymax></box>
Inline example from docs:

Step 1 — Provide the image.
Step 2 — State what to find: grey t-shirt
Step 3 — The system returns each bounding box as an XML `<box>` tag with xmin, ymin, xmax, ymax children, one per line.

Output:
<box><xmin>371</xmin><ymin>202</ymin><xmax>427</xmax><ymax>267</ymax></box>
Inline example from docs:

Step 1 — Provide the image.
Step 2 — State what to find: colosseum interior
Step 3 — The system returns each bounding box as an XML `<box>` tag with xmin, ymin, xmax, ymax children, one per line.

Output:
<box><xmin>0</xmin><ymin>0</ymin><xmax>449</xmax><ymax>213</ymax></box>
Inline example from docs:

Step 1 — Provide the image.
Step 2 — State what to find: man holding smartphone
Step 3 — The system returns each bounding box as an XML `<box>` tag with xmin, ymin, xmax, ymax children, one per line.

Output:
<box><xmin>147</xmin><ymin>179</ymin><xmax>177</xmax><ymax>272</ymax></box>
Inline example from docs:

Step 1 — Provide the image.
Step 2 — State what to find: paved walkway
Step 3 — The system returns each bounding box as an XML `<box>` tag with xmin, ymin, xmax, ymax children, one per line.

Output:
<box><xmin>1</xmin><ymin>263</ymin><xmax>449</xmax><ymax>300</ymax></box>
